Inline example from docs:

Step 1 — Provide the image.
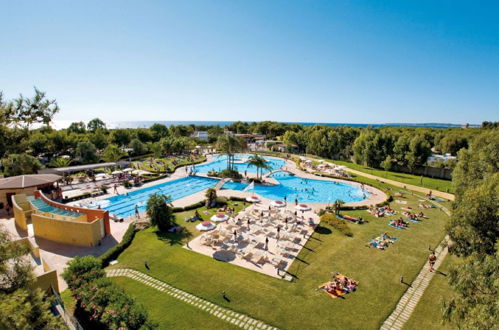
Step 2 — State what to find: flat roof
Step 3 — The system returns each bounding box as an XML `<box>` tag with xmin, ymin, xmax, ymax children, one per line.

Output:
<box><xmin>38</xmin><ymin>161</ymin><xmax>130</xmax><ymax>174</ymax></box>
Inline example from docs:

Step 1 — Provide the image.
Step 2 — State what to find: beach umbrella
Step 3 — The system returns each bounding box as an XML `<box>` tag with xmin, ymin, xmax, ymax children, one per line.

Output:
<box><xmin>196</xmin><ymin>221</ymin><xmax>216</xmax><ymax>231</ymax></box>
<box><xmin>123</xmin><ymin>168</ymin><xmax>133</xmax><ymax>172</ymax></box>
<box><xmin>295</xmin><ymin>203</ymin><xmax>311</xmax><ymax>212</ymax></box>
<box><xmin>246</xmin><ymin>195</ymin><xmax>260</xmax><ymax>203</ymax></box>
<box><xmin>271</xmin><ymin>200</ymin><xmax>286</xmax><ymax>208</ymax></box>
<box><xmin>111</xmin><ymin>170</ymin><xmax>123</xmax><ymax>175</ymax></box>
<box><xmin>211</xmin><ymin>213</ymin><xmax>229</xmax><ymax>222</ymax></box>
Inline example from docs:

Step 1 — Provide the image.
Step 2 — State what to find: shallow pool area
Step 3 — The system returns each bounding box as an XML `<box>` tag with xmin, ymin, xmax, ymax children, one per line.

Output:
<box><xmin>194</xmin><ymin>154</ymin><xmax>285</xmax><ymax>174</ymax></box>
<box><xmin>222</xmin><ymin>172</ymin><xmax>367</xmax><ymax>204</ymax></box>
<box><xmin>96</xmin><ymin>176</ymin><xmax>219</xmax><ymax>218</ymax></box>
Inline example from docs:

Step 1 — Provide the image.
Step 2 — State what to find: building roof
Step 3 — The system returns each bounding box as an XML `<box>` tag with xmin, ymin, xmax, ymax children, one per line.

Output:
<box><xmin>0</xmin><ymin>174</ymin><xmax>62</xmax><ymax>190</ymax></box>
<box><xmin>38</xmin><ymin>161</ymin><xmax>130</xmax><ymax>174</ymax></box>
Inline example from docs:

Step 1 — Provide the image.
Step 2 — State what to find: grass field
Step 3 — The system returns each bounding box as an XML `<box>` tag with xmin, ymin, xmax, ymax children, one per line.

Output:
<box><xmin>403</xmin><ymin>255</ymin><xmax>458</xmax><ymax>329</ymax></box>
<box><xmin>108</xmin><ymin>181</ymin><xmax>451</xmax><ymax>329</ymax></box>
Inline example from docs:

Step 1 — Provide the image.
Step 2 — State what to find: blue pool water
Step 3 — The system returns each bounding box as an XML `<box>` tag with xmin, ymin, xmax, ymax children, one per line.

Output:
<box><xmin>222</xmin><ymin>172</ymin><xmax>367</xmax><ymax>204</ymax></box>
<box><xmin>99</xmin><ymin>176</ymin><xmax>219</xmax><ymax>218</ymax></box>
<box><xmin>194</xmin><ymin>154</ymin><xmax>286</xmax><ymax>174</ymax></box>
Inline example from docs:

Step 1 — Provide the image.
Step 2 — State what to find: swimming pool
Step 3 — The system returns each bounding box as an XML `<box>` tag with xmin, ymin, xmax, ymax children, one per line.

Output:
<box><xmin>222</xmin><ymin>172</ymin><xmax>367</xmax><ymax>204</ymax></box>
<box><xmin>96</xmin><ymin>176</ymin><xmax>219</xmax><ymax>218</ymax></box>
<box><xmin>194</xmin><ymin>154</ymin><xmax>286</xmax><ymax>174</ymax></box>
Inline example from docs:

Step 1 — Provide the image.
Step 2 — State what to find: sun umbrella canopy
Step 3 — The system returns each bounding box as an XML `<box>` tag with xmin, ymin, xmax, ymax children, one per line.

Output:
<box><xmin>111</xmin><ymin>170</ymin><xmax>123</xmax><ymax>175</ymax></box>
<box><xmin>123</xmin><ymin>168</ymin><xmax>133</xmax><ymax>172</ymax></box>
<box><xmin>131</xmin><ymin>169</ymin><xmax>153</xmax><ymax>176</ymax></box>
<box><xmin>196</xmin><ymin>221</ymin><xmax>216</xmax><ymax>231</ymax></box>
<box><xmin>211</xmin><ymin>213</ymin><xmax>229</xmax><ymax>222</ymax></box>
<box><xmin>246</xmin><ymin>195</ymin><xmax>260</xmax><ymax>203</ymax></box>
<box><xmin>295</xmin><ymin>203</ymin><xmax>311</xmax><ymax>211</ymax></box>
<box><xmin>271</xmin><ymin>200</ymin><xmax>286</xmax><ymax>208</ymax></box>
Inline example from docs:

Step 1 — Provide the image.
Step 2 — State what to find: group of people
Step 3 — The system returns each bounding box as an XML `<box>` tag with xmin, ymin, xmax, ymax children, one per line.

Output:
<box><xmin>368</xmin><ymin>232</ymin><xmax>397</xmax><ymax>250</ymax></box>
<box><xmin>320</xmin><ymin>274</ymin><xmax>358</xmax><ymax>297</ymax></box>
<box><xmin>403</xmin><ymin>211</ymin><xmax>425</xmax><ymax>222</ymax></box>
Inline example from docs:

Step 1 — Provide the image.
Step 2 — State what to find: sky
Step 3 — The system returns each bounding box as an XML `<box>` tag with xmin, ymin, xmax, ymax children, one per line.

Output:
<box><xmin>1</xmin><ymin>0</ymin><xmax>498</xmax><ymax>125</ymax></box>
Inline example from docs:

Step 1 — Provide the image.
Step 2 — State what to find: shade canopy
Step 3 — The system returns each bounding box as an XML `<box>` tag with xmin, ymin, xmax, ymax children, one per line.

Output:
<box><xmin>0</xmin><ymin>174</ymin><xmax>62</xmax><ymax>190</ymax></box>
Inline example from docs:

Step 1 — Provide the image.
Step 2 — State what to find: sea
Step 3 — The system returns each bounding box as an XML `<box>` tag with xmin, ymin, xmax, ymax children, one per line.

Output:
<box><xmin>51</xmin><ymin>120</ymin><xmax>473</xmax><ymax>129</ymax></box>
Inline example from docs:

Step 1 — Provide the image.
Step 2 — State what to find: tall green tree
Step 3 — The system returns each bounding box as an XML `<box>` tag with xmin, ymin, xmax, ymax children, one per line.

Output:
<box><xmin>443</xmin><ymin>129</ymin><xmax>499</xmax><ymax>329</ymax></box>
<box><xmin>247</xmin><ymin>154</ymin><xmax>271</xmax><ymax>179</ymax></box>
<box><xmin>75</xmin><ymin>141</ymin><xmax>98</xmax><ymax>164</ymax></box>
<box><xmin>86</xmin><ymin>118</ymin><xmax>106</xmax><ymax>132</ymax></box>
<box><xmin>216</xmin><ymin>134</ymin><xmax>243</xmax><ymax>170</ymax></box>
<box><xmin>2</xmin><ymin>154</ymin><xmax>42</xmax><ymax>176</ymax></box>
<box><xmin>146</xmin><ymin>193</ymin><xmax>175</xmax><ymax>231</ymax></box>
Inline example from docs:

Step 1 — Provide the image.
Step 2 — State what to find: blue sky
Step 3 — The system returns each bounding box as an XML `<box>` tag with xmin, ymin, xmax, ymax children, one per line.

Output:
<box><xmin>1</xmin><ymin>0</ymin><xmax>498</xmax><ymax>124</ymax></box>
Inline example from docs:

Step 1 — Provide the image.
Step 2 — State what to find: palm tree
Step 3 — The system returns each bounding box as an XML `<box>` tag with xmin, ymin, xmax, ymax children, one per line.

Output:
<box><xmin>205</xmin><ymin>188</ymin><xmax>217</xmax><ymax>208</ymax></box>
<box><xmin>247</xmin><ymin>154</ymin><xmax>271</xmax><ymax>180</ymax></box>
<box><xmin>216</xmin><ymin>134</ymin><xmax>243</xmax><ymax>171</ymax></box>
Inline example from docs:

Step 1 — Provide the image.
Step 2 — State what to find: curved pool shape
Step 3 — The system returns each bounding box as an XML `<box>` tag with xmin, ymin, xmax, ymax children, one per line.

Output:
<box><xmin>194</xmin><ymin>154</ymin><xmax>286</xmax><ymax>174</ymax></box>
<box><xmin>100</xmin><ymin>176</ymin><xmax>219</xmax><ymax>218</ymax></box>
<box><xmin>222</xmin><ymin>172</ymin><xmax>368</xmax><ymax>204</ymax></box>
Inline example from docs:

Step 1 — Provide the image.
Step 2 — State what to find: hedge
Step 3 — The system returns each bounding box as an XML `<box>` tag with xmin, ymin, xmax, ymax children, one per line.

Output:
<box><xmin>100</xmin><ymin>223</ymin><xmax>138</xmax><ymax>267</ymax></box>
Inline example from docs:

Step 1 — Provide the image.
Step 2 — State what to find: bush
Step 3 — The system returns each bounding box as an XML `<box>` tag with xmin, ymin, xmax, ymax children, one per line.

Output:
<box><xmin>100</xmin><ymin>224</ymin><xmax>138</xmax><ymax>267</ymax></box>
<box><xmin>100</xmin><ymin>185</ymin><xmax>108</xmax><ymax>194</ymax></box>
<box><xmin>64</xmin><ymin>256</ymin><xmax>156</xmax><ymax>329</ymax></box>
<box><xmin>123</xmin><ymin>180</ymin><xmax>132</xmax><ymax>189</ymax></box>
<box><xmin>146</xmin><ymin>193</ymin><xmax>175</xmax><ymax>231</ymax></box>
<box><xmin>62</xmin><ymin>256</ymin><xmax>104</xmax><ymax>290</ymax></box>
<box><xmin>320</xmin><ymin>213</ymin><xmax>353</xmax><ymax>237</ymax></box>
<box><xmin>215</xmin><ymin>196</ymin><xmax>228</xmax><ymax>207</ymax></box>
<box><xmin>218</xmin><ymin>168</ymin><xmax>242</xmax><ymax>179</ymax></box>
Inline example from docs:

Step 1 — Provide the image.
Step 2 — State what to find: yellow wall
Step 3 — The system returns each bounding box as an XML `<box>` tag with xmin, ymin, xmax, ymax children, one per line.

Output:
<box><xmin>15</xmin><ymin>237</ymin><xmax>59</xmax><ymax>293</ymax></box>
<box><xmin>0</xmin><ymin>187</ymin><xmax>37</xmax><ymax>205</ymax></box>
<box><xmin>32</xmin><ymin>213</ymin><xmax>104</xmax><ymax>247</ymax></box>
<box><xmin>12</xmin><ymin>194</ymin><xmax>32</xmax><ymax>231</ymax></box>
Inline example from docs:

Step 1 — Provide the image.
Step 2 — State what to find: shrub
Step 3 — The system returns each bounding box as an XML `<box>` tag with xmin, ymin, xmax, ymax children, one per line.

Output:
<box><xmin>182</xmin><ymin>201</ymin><xmax>204</xmax><ymax>211</ymax></box>
<box><xmin>218</xmin><ymin>168</ymin><xmax>242</xmax><ymax>179</ymax></box>
<box><xmin>123</xmin><ymin>180</ymin><xmax>132</xmax><ymax>189</ymax></box>
<box><xmin>100</xmin><ymin>185</ymin><xmax>108</xmax><ymax>194</ymax></box>
<box><xmin>146</xmin><ymin>193</ymin><xmax>175</xmax><ymax>231</ymax></box>
<box><xmin>320</xmin><ymin>213</ymin><xmax>353</xmax><ymax>237</ymax></box>
<box><xmin>62</xmin><ymin>256</ymin><xmax>104</xmax><ymax>290</ymax></box>
<box><xmin>100</xmin><ymin>224</ymin><xmax>138</xmax><ymax>267</ymax></box>
<box><xmin>215</xmin><ymin>196</ymin><xmax>228</xmax><ymax>207</ymax></box>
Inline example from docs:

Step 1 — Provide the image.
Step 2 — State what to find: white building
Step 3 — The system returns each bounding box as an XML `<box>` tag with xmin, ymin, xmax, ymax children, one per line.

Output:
<box><xmin>427</xmin><ymin>153</ymin><xmax>457</xmax><ymax>165</ymax></box>
<box><xmin>191</xmin><ymin>131</ymin><xmax>209</xmax><ymax>140</ymax></box>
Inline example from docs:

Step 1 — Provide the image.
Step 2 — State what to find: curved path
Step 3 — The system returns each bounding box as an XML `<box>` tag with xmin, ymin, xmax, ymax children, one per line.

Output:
<box><xmin>106</xmin><ymin>268</ymin><xmax>277</xmax><ymax>330</ymax></box>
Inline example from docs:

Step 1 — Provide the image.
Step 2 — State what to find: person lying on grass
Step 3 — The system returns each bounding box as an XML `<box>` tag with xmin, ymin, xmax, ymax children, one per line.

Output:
<box><xmin>390</xmin><ymin>217</ymin><xmax>408</xmax><ymax>228</ymax></box>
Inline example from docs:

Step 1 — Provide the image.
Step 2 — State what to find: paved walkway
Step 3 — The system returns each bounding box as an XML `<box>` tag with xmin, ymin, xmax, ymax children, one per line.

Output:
<box><xmin>343</xmin><ymin>168</ymin><xmax>455</xmax><ymax>201</ymax></box>
<box><xmin>106</xmin><ymin>268</ymin><xmax>277</xmax><ymax>330</ymax></box>
<box><xmin>380</xmin><ymin>201</ymin><xmax>451</xmax><ymax>330</ymax></box>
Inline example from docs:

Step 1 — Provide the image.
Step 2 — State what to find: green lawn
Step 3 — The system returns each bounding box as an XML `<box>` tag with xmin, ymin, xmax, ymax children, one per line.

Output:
<box><xmin>323</xmin><ymin>158</ymin><xmax>454</xmax><ymax>194</ymax></box>
<box><xmin>403</xmin><ymin>255</ymin><xmax>458</xmax><ymax>330</ymax></box>
<box><xmin>108</xmin><ymin>181</ymin><xmax>450</xmax><ymax>329</ymax></box>
<box><xmin>112</xmin><ymin>277</ymin><xmax>239</xmax><ymax>330</ymax></box>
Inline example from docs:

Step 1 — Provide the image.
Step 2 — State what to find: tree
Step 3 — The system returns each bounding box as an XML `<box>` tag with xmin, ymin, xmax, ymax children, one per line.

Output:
<box><xmin>247</xmin><ymin>154</ymin><xmax>271</xmax><ymax>179</ymax></box>
<box><xmin>0</xmin><ymin>87</ymin><xmax>59</xmax><ymax>129</ymax></box>
<box><xmin>406</xmin><ymin>135</ymin><xmax>431</xmax><ymax>172</ymax></box>
<box><xmin>89</xmin><ymin>128</ymin><xmax>108</xmax><ymax>150</ymax></box>
<box><xmin>86</xmin><ymin>118</ymin><xmax>106</xmax><ymax>132</ymax></box>
<box><xmin>111</xmin><ymin>129</ymin><xmax>131</xmax><ymax>147</ymax></box>
<box><xmin>381</xmin><ymin>155</ymin><xmax>394</xmax><ymax>172</ymax></box>
<box><xmin>146</xmin><ymin>193</ymin><xmax>175</xmax><ymax>231</ymax></box>
<box><xmin>216</xmin><ymin>134</ymin><xmax>243</xmax><ymax>170</ymax></box>
<box><xmin>150</xmin><ymin>123</ymin><xmax>169</xmax><ymax>141</ymax></box>
<box><xmin>2</xmin><ymin>154</ymin><xmax>42</xmax><ymax>176</ymax></box>
<box><xmin>130</xmin><ymin>138</ymin><xmax>147</xmax><ymax>156</ymax></box>
<box><xmin>443</xmin><ymin>129</ymin><xmax>499</xmax><ymax>328</ymax></box>
<box><xmin>28</xmin><ymin>132</ymin><xmax>49</xmax><ymax>156</ymax></box>
<box><xmin>101</xmin><ymin>144</ymin><xmax>126</xmax><ymax>162</ymax></box>
<box><xmin>67</xmin><ymin>121</ymin><xmax>86</xmax><ymax>134</ymax></box>
<box><xmin>75</xmin><ymin>141</ymin><xmax>98</xmax><ymax>164</ymax></box>
<box><xmin>205</xmin><ymin>188</ymin><xmax>217</xmax><ymax>208</ymax></box>
<box><xmin>0</xmin><ymin>227</ymin><xmax>65</xmax><ymax>328</ymax></box>
<box><xmin>49</xmin><ymin>157</ymin><xmax>71</xmax><ymax>168</ymax></box>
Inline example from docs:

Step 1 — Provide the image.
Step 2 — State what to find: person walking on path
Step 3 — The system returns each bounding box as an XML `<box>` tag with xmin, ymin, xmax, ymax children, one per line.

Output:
<box><xmin>428</xmin><ymin>251</ymin><xmax>437</xmax><ymax>272</ymax></box>
<box><xmin>135</xmin><ymin>204</ymin><xmax>140</xmax><ymax>219</ymax></box>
